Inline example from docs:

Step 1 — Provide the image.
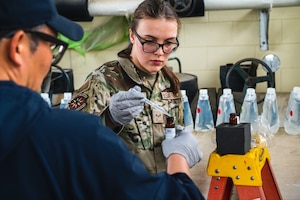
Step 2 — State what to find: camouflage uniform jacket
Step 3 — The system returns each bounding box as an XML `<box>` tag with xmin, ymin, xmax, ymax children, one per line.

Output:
<box><xmin>68</xmin><ymin>57</ymin><xmax>184</xmax><ymax>173</ymax></box>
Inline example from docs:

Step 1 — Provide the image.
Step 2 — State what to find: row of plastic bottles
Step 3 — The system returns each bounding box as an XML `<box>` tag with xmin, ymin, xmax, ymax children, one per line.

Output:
<box><xmin>42</xmin><ymin>88</ymin><xmax>300</xmax><ymax>135</ymax></box>
<box><xmin>237</xmin><ymin>87</ymin><xmax>300</xmax><ymax>135</ymax></box>
<box><xmin>238</xmin><ymin>87</ymin><xmax>279</xmax><ymax>135</ymax></box>
<box><xmin>181</xmin><ymin>89</ymin><xmax>215</xmax><ymax>132</ymax></box>
<box><xmin>182</xmin><ymin>87</ymin><xmax>300</xmax><ymax>135</ymax></box>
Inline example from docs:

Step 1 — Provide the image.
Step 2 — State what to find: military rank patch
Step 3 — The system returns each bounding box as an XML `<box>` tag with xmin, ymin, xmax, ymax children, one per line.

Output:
<box><xmin>152</xmin><ymin>109</ymin><xmax>165</xmax><ymax>124</ymax></box>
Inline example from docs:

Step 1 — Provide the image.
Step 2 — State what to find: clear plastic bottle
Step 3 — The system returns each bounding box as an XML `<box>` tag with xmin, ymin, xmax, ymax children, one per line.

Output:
<box><xmin>284</xmin><ymin>86</ymin><xmax>300</xmax><ymax>135</ymax></box>
<box><xmin>195</xmin><ymin>89</ymin><xmax>214</xmax><ymax>132</ymax></box>
<box><xmin>60</xmin><ymin>92</ymin><xmax>72</xmax><ymax>109</ymax></box>
<box><xmin>181</xmin><ymin>90</ymin><xmax>194</xmax><ymax>131</ymax></box>
<box><xmin>40</xmin><ymin>93</ymin><xmax>51</xmax><ymax>107</ymax></box>
<box><xmin>240</xmin><ymin>88</ymin><xmax>259</xmax><ymax>134</ymax></box>
<box><xmin>261</xmin><ymin>87</ymin><xmax>280</xmax><ymax>134</ymax></box>
<box><xmin>216</xmin><ymin>88</ymin><xmax>236</xmax><ymax>126</ymax></box>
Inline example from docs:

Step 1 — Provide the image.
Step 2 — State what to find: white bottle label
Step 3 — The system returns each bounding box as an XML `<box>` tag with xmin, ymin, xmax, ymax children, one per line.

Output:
<box><xmin>165</xmin><ymin>128</ymin><xmax>176</xmax><ymax>139</ymax></box>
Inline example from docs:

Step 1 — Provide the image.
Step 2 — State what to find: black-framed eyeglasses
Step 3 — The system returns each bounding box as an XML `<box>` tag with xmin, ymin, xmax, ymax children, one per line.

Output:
<box><xmin>132</xmin><ymin>29</ymin><xmax>179</xmax><ymax>54</ymax></box>
<box><xmin>24</xmin><ymin>30</ymin><xmax>68</xmax><ymax>66</ymax></box>
<box><xmin>3</xmin><ymin>30</ymin><xmax>68</xmax><ymax>66</ymax></box>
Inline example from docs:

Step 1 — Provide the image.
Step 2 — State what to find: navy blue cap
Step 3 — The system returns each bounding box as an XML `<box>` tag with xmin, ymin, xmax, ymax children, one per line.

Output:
<box><xmin>0</xmin><ymin>0</ymin><xmax>84</xmax><ymax>41</ymax></box>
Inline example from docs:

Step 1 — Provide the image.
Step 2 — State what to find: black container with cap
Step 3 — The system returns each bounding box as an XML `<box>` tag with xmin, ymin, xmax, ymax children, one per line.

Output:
<box><xmin>216</xmin><ymin>115</ymin><xmax>251</xmax><ymax>155</ymax></box>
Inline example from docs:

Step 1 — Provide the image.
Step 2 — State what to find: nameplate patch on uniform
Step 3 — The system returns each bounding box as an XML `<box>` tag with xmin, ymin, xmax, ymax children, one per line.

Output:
<box><xmin>161</xmin><ymin>92</ymin><xmax>175</xmax><ymax>100</ymax></box>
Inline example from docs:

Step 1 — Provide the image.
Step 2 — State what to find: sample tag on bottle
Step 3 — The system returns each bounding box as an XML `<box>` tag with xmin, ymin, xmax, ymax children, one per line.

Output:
<box><xmin>165</xmin><ymin>128</ymin><xmax>176</xmax><ymax>139</ymax></box>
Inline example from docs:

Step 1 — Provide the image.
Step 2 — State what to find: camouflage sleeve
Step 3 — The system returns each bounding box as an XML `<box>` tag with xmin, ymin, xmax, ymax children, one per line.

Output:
<box><xmin>67</xmin><ymin>70</ymin><xmax>111</xmax><ymax>119</ymax></box>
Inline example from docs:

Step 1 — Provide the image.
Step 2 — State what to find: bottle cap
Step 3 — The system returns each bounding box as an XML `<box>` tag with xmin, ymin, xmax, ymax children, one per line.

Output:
<box><xmin>244</xmin><ymin>88</ymin><xmax>256</xmax><ymax>101</ymax></box>
<box><xmin>294</xmin><ymin>88</ymin><xmax>300</xmax><ymax>100</ymax></box>
<box><xmin>246</xmin><ymin>88</ymin><xmax>255</xmax><ymax>94</ymax></box>
<box><xmin>199</xmin><ymin>89</ymin><xmax>208</xmax><ymax>95</ymax></box>
<box><xmin>63</xmin><ymin>92</ymin><xmax>72</xmax><ymax>100</ymax></box>
<box><xmin>181</xmin><ymin>90</ymin><xmax>186</xmax><ymax>96</ymax></box>
<box><xmin>223</xmin><ymin>88</ymin><xmax>232</xmax><ymax>95</ymax></box>
<box><xmin>265</xmin><ymin>87</ymin><xmax>276</xmax><ymax>100</ymax></box>
<box><xmin>266</xmin><ymin>87</ymin><xmax>275</xmax><ymax>94</ymax></box>
<box><xmin>292</xmin><ymin>86</ymin><xmax>300</xmax><ymax>94</ymax></box>
<box><xmin>292</xmin><ymin>86</ymin><xmax>300</xmax><ymax>91</ymax></box>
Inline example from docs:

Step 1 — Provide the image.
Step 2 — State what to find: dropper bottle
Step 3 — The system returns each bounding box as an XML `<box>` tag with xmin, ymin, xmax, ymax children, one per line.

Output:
<box><xmin>165</xmin><ymin>116</ymin><xmax>176</xmax><ymax>139</ymax></box>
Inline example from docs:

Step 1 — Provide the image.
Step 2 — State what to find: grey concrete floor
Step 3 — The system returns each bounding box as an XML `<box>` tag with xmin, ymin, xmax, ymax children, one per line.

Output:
<box><xmin>190</xmin><ymin>128</ymin><xmax>300</xmax><ymax>200</ymax></box>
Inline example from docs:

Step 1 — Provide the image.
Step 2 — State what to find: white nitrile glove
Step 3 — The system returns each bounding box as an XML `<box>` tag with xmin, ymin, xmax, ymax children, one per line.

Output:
<box><xmin>162</xmin><ymin>129</ymin><xmax>203</xmax><ymax>168</ymax></box>
<box><xmin>109</xmin><ymin>86</ymin><xmax>145</xmax><ymax>125</ymax></box>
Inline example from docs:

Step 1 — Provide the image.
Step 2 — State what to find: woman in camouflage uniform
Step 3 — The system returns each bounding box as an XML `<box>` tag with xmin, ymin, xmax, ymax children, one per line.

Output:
<box><xmin>68</xmin><ymin>0</ymin><xmax>184</xmax><ymax>174</ymax></box>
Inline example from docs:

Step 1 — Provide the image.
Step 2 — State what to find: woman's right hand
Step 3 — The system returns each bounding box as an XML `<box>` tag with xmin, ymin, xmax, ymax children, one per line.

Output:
<box><xmin>109</xmin><ymin>86</ymin><xmax>145</xmax><ymax>125</ymax></box>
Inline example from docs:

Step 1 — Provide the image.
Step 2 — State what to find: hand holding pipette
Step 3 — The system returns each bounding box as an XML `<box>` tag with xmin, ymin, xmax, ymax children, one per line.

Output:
<box><xmin>130</xmin><ymin>87</ymin><xmax>172</xmax><ymax>117</ymax></box>
<box><xmin>109</xmin><ymin>86</ymin><xmax>145</xmax><ymax>125</ymax></box>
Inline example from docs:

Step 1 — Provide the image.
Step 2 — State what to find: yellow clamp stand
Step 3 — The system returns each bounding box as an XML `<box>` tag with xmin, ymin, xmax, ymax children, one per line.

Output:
<box><xmin>207</xmin><ymin>147</ymin><xmax>270</xmax><ymax>186</ymax></box>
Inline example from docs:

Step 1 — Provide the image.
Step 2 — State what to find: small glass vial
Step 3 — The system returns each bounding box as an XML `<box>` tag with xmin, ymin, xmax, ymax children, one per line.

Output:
<box><xmin>165</xmin><ymin>116</ymin><xmax>176</xmax><ymax>139</ymax></box>
<box><xmin>229</xmin><ymin>113</ymin><xmax>238</xmax><ymax>125</ymax></box>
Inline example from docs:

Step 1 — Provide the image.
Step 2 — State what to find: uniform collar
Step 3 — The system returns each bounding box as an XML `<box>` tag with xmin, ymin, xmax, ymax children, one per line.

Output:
<box><xmin>118</xmin><ymin>57</ymin><xmax>142</xmax><ymax>84</ymax></box>
<box><xmin>118</xmin><ymin>57</ymin><xmax>171</xmax><ymax>91</ymax></box>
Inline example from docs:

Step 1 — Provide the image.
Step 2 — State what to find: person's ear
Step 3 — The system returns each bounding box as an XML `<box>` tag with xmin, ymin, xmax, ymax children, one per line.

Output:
<box><xmin>129</xmin><ymin>29</ymin><xmax>135</xmax><ymax>44</ymax></box>
<box><xmin>8</xmin><ymin>30</ymin><xmax>26</xmax><ymax>66</ymax></box>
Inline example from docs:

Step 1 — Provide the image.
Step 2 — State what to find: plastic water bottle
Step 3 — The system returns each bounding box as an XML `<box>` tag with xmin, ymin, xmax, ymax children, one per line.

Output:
<box><xmin>181</xmin><ymin>90</ymin><xmax>194</xmax><ymax>131</ymax></box>
<box><xmin>284</xmin><ymin>87</ymin><xmax>300</xmax><ymax>127</ymax></box>
<box><xmin>41</xmin><ymin>93</ymin><xmax>51</xmax><ymax>107</ymax></box>
<box><xmin>195</xmin><ymin>89</ymin><xmax>214</xmax><ymax>132</ymax></box>
<box><xmin>261</xmin><ymin>88</ymin><xmax>280</xmax><ymax>134</ymax></box>
<box><xmin>216</xmin><ymin>88</ymin><xmax>236</xmax><ymax>126</ymax></box>
<box><xmin>60</xmin><ymin>92</ymin><xmax>72</xmax><ymax>109</ymax></box>
<box><xmin>240</xmin><ymin>88</ymin><xmax>259</xmax><ymax>134</ymax></box>
<box><xmin>284</xmin><ymin>86</ymin><xmax>300</xmax><ymax>135</ymax></box>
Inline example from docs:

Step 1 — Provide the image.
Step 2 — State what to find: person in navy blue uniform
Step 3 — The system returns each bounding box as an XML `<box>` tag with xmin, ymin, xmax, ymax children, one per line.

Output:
<box><xmin>0</xmin><ymin>0</ymin><xmax>204</xmax><ymax>199</ymax></box>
